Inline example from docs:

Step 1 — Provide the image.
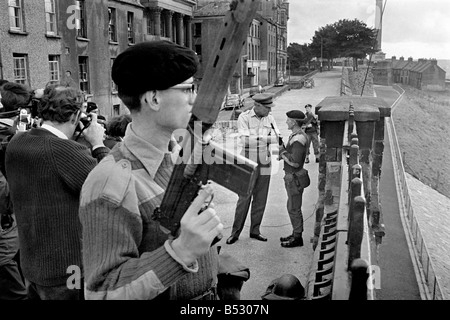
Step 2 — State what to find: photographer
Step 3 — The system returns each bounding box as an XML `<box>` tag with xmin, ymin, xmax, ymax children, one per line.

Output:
<box><xmin>5</xmin><ymin>85</ymin><xmax>109</xmax><ymax>300</ymax></box>
<box><xmin>0</xmin><ymin>81</ymin><xmax>29</xmax><ymax>300</ymax></box>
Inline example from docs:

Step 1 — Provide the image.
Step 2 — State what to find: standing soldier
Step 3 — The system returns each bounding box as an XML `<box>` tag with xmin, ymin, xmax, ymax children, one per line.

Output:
<box><xmin>278</xmin><ymin>110</ymin><xmax>308</xmax><ymax>247</ymax></box>
<box><xmin>304</xmin><ymin>104</ymin><xmax>320</xmax><ymax>164</ymax></box>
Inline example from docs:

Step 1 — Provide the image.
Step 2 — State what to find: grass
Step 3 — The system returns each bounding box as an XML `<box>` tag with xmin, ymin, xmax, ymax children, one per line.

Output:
<box><xmin>393</xmin><ymin>85</ymin><xmax>450</xmax><ymax>197</ymax></box>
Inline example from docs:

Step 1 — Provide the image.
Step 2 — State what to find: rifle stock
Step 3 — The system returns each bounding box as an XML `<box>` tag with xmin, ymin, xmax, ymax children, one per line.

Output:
<box><xmin>155</xmin><ymin>0</ymin><xmax>259</xmax><ymax>244</ymax></box>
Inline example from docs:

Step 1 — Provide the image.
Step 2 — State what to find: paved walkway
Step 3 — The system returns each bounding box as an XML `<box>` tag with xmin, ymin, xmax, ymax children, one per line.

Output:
<box><xmin>406</xmin><ymin>174</ymin><xmax>450</xmax><ymax>299</ymax></box>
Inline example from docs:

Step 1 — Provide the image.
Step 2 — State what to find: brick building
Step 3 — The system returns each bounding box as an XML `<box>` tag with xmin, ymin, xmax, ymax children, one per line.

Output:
<box><xmin>194</xmin><ymin>0</ymin><xmax>289</xmax><ymax>94</ymax></box>
<box><xmin>0</xmin><ymin>0</ymin><xmax>196</xmax><ymax>118</ymax></box>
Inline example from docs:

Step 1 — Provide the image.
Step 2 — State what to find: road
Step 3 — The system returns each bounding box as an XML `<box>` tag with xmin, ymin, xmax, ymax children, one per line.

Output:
<box><xmin>212</xmin><ymin>70</ymin><xmax>342</xmax><ymax>299</ymax></box>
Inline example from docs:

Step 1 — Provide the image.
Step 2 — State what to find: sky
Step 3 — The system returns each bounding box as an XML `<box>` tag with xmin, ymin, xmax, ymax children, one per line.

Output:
<box><xmin>287</xmin><ymin>0</ymin><xmax>450</xmax><ymax>60</ymax></box>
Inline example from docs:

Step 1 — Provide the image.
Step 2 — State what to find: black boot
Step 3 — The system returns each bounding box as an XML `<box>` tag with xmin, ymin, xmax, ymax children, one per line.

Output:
<box><xmin>281</xmin><ymin>235</ymin><xmax>303</xmax><ymax>248</ymax></box>
<box><xmin>280</xmin><ymin>234</ymin><xmax>294</xmax><ymax>242</ymax></box>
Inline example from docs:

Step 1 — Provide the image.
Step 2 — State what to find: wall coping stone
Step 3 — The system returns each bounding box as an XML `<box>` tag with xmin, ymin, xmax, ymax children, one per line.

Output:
<box><xmin>316</xmin><ymin>96</ymin><xmax>391</xmax><ymax>121</ymax></box>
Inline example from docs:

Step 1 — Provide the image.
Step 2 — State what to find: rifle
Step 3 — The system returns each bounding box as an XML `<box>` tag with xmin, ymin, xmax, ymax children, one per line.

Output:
<box><xmin>154</xmin><ymin>0</ymin><xmax>259</xmax><ymax>245</ymax></box>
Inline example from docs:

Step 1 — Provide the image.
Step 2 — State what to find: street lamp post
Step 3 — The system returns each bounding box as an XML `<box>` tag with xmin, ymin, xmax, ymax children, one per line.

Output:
<box><xmin>320</xmin><ymin>36</ymin><xmax>323</xmax><ymax>72</ymax></box>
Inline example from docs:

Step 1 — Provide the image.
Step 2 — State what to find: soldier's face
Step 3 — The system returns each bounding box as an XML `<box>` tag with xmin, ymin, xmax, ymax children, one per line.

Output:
<box><xmin>158</xmin><ymin>77</ymin><xmax>196</xmax><ymax>131</ymax></box>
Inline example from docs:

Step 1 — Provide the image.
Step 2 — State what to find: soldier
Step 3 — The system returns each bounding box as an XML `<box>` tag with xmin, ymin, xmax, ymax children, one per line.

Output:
<box><xmin>79</xmin><ymin>41</ymin><xmax>223</xmax><ymax>300</ymax></box>
<box><xmin>278</xmin><ymin>110</ymin><xmax>309</xmax><ymax>248</ymax></box>
<box><xmin>304</xmin><ymin>104</ymin><xmax>320</xmax><ymax>163</ymax></box>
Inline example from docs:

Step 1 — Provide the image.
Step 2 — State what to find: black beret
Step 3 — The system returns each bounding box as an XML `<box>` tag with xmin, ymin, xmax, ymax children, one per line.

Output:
<box><xmin>112</xmin><ymin>40</ymin><xmax>198</xmax><ymax>96</ymax></box>
<box><xmin>252</xmin><ymin>93</ymin><xmax>275</xmax><ymax>108</ymax></box>
<box><xmin>305</xmin><ymin>104</ymin><xmax>312</xmax><ymax>108</ymax></box>
<box><xmin>286</xmin><ymin>110</ymin><xmax>306</xmax><ymax>121</ymax></box>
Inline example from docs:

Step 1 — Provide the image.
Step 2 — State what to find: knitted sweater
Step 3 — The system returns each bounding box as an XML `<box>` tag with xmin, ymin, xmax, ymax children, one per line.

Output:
<box><xmin>4</xmin><ymin>128</ymin><xmax>108</xmax><ymax>286</ymax></box>
<box><xmin>79</xmin><ymin>124</ymin><xmax>219</xmax><ymax>300</ymax></box>
<box><xmin>283</xmin><ymin>131</ymin><xmax>307</xmax><ymax>173</ymax></box>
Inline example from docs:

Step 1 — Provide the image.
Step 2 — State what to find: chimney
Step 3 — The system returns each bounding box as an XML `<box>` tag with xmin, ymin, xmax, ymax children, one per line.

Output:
<box><xmin>418</xmin><ymin>58</ymin><xmax>426</xmax><ymax>63</ymax></box>
<box><xmin>408</xmin><ymin>57</ymin><xmax>413</xmax><ymax>62</ymax></box>
<box><xmin>399</xmin><ymin>57</ymin><xmax>404</xmax><ymax>61</ymax></box>
<box><xmin>431</xmin><ymin>59</ymin><xmax>438</xmax><ymax>65</ymax></box>
<box><xmin>392</xmin><ymin>56</ymin><xmax>396</xmax><ymax>61</ymax></box>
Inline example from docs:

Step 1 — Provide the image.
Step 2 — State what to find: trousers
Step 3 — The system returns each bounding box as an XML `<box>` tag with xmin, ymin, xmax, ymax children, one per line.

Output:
<box><xmin>284</xmin><ymin>172</ymin><xmax>304</xmax><ymax>236</ymax></box>
<box><xmin>230</xmin><ymin>162</ymin><xmax>271</xmax><ymax>237</ymax></box>
<box><xmin>306</xmin><ymin>131</ymin><xmax>319</xmax><ymax>156</ymax></box>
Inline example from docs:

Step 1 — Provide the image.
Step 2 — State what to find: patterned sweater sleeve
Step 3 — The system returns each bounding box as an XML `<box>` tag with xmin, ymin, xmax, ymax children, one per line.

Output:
<box><xmin>79</xmin><ymin>156</ymin><xmax>192</xmax><ymax>300</ymax></box>
<box><xmin>50</xmin><ymin>139</ymin><xmax>98</xmax><ymax>193</ymax></box>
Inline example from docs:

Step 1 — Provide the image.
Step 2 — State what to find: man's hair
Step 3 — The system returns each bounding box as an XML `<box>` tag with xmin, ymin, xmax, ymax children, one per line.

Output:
<box><xmin>0</xmin><ymin>82</ymin><xmax>32</xmax><ymax>112</ymax></box>
<box><xmin>106</xmin><ymin>114</ymin><xmax>132</xmax><ymax>138</ymax></box>
<box><xmin>117</xmin><ymin>93</ymin><xmax>142</xmax><ymax>112</ymax></box>
<box><xmin>0</xmin><ymin>79</ymin><xmax>9</xmax><ymax>87</ymax></box>
<box><xmin>38</xmin><ymin>86</ymin><xmax>83</xmax><ymax>123</ymax></box>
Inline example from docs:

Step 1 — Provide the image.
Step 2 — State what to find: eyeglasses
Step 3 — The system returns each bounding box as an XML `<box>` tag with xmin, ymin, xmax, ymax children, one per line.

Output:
<box><xmin>169</xmin><ymin>83</ymin><xmax>197</xmax><ymax>95</ymax></box>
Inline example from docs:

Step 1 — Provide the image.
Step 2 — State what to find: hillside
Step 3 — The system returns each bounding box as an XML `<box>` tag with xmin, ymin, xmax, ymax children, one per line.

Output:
<box><xmin>392</xmin><ymin>85</ymin><xmax>450</xmax><ymax>198</ymax></box>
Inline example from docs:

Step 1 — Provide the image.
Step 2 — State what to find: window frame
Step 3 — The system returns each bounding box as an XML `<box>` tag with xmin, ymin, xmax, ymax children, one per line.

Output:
<box><xmin>8</xmin><ymin>0</ymin><xmax>23</xmax><ymax>31</ymax></box>
<box><xmin>78</xmin><ymin>56</ymin><xmax>90</xmax><ymax>94</ymax></box>
<box><xmin>76</xmin><ymin>0</ymin><xmax>87</xmax><ymax>38</ymax></box>
<box><xmin>48</xmin><ymin>55</ymin><xmax>60</xmax><ymax>84</ymax></box>
<box><xmin>127</xmin><ymin>11</ymin><xmax>134</xmax><ymax>44</ymax></box>
<box><xmin>45</xmin><ymin>0</ymin><xmax>57</xmax><ymax>35</ymax></box>
<box><xmin>108</xmin><ymin>7</ymin><xmax>117</xmax><ymax>42</ymax></box>
<box><xmin>13</xmin><ymin>53</ymin><xmax>28</xmax><ymax>85</ymax></box>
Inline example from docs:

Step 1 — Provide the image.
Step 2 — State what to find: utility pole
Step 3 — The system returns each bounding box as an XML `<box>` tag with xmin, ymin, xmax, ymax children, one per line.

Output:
<box><xmin>320</xmin><ymin>36</ymin><xmax>323</xmax><ymax>72</ymax></box>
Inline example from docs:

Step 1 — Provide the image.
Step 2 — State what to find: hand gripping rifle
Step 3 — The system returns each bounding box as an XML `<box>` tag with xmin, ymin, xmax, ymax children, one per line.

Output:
<box><xmin>154</xmin><ymin>0</ymin><xmax>259</xmax><ymax>245</ymax></box>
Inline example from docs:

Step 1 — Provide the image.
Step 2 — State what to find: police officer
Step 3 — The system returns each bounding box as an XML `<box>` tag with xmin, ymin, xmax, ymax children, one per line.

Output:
<box><xmin>226</xmin><ymin>93</ymin><xmax>281</xmax><ymax>244</ymax></box>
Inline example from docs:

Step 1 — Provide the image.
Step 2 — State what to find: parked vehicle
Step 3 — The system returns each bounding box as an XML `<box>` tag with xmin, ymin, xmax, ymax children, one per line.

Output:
<box><xmin>222</xmin><ymin>93</ymin><xmax>243</xmax><ymax>110</ymax></box>
<box><xmin>274</xmin><ymin>77</ymin><xmax>285</xmax><ymax>87</ymax></box>
<box><xmin>303</xmin><ymin>78</ymin><xmax>315</xmax><ymax>88</ymax></box>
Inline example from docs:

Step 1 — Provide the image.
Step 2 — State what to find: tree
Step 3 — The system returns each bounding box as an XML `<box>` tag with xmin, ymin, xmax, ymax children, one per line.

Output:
<box><xmin>309</xmin><ymin>19</ymin><xmax>377</xmax><ymax>71</ymax></box>
<box><xmin>310</xmin><ymin>25</ymin><xmax>340</xmax><ymax>71</ymax></box>
<box><xmin>333</xmin><ymin>19</ymin><xmax>377</xmax><ymax>71</ymax></box>
<box><xmin>287</xmin><ymin>42</ymin><xmax>312</xmax><ymax>72</ymax></box>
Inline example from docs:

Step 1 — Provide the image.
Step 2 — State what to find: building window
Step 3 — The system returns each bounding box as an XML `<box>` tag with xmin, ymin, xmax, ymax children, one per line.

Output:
<box><xmin>45</xmin><ymin>0</ymin><xmax>57</xmax><ymax>35</ymax></box>
<box><xmin>127</xmin><ymin>12</ymin><xmax>134</xmax><ymax>44</ymax></box>
<box><xmin>113</xmin><ymin>104</ymin><xmax>120</xmax><ymax>116</ymax></box>
<box><xmin>78</xmin><ymin>56</ymin><xmax>89</xmax><ymax>94</ymax></box>
<box><xmin>49</xmin><ymin>55</ymin><xmax>60</xmax><ymax>83</ymax></box>
<box><xmin>108</xmin><ymin>7</ymin><xmax>117</xmax><ymax>42</ymax></box>
<box><xmin>8</xmin><ymin>0</ymin><xmax>23</xmax><ymax>31</ymax></box>
<box><xmin>110</xmin><ymin>58</ymin><xmax>117</xmax><ymax>92</ymax></box>
<box><xmin>13</xmin><ymin>54</ymin><xmax>28</xmax><ymax>85</ymax></box>
<box><xmin>76</xmin><ymin>0</ymin><xmax>87</xmax><ymax>38</ymax></box>
<box><xmin>194</xmin><ymin>23</ymin><xmax>201</xmax><ymax>37</ymax></box>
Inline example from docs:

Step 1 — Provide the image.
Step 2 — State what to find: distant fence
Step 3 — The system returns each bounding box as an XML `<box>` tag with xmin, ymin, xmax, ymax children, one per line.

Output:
<box><xmin>386</xmin><ymin>92</ymin><xmax>445</xmax><ymax>300</ymax></box>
